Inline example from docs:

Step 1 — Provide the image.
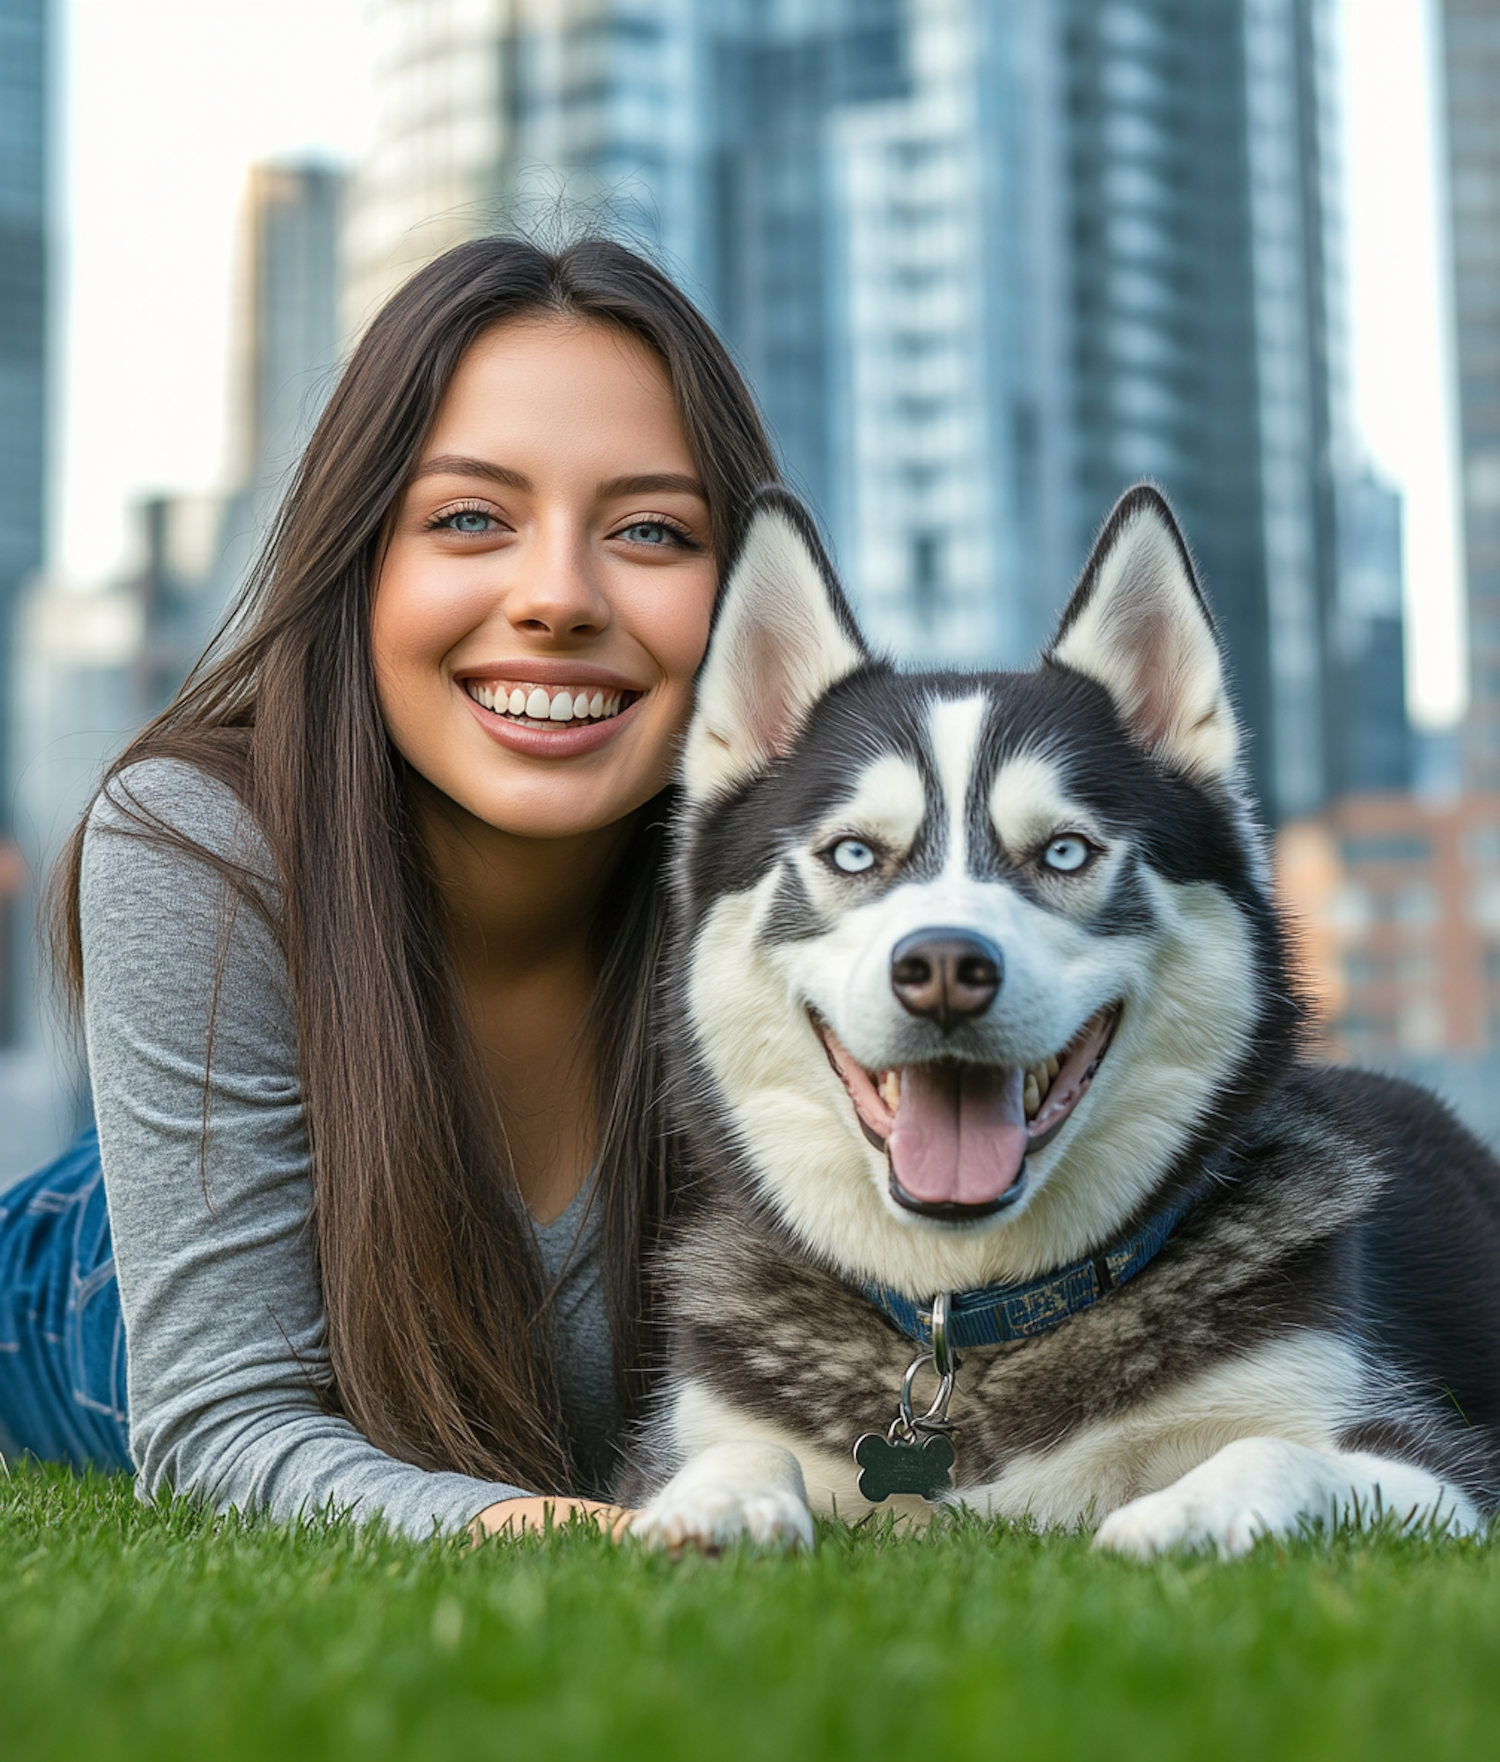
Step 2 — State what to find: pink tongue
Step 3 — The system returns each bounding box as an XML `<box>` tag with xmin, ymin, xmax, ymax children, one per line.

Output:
<box><xmin>887</xmin><ymin>1064</ymin><xmax>1029</xmax><ymax>1206</ymax></box>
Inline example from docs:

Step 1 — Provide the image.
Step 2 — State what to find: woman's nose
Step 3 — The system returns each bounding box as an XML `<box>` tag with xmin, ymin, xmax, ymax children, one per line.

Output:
<box><xmin>502</xmin><ymin>529</ymin><xmax>612</xmax><ymax>640</ymax></box>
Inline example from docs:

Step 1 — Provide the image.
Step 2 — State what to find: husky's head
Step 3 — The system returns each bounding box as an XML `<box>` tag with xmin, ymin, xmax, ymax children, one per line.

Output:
<box><xmin>673</xmin><ymin>486</ymin><xmax>1297</xmax><ymax>1292</ymax></box>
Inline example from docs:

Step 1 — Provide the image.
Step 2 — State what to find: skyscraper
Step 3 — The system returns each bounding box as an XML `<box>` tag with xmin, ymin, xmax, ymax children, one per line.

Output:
<box><xmin>343</xmin><ymin>0</ymin><xmax>1362</xmax><ymax>822</ymax></box>
<box><xmin>206</xmin><ymin>160</ymin><xmax>348</xmax><ymax>681</ymax></box>
<box><xmin>0</xmin><ymin>0</ymin><xmax>49</xmax><ymax>1043</ymax></box>
<box><xmin>1327</xmin><ymin>466</ymin><xmax>1410</xmax><ymax>795</ymax></box>
<box><xmin>1442</xmin><ymin>0</ymin><xmax>1500</xmax><ymax>790</ymax></box>
<box><xmin>239</xmin><ymin>163</ymin><xmax>346</xmax><ymax>511</ymax></box>
<box><xmin>1052</xmin><ymin>0</ymin><xmax>1346</xmax><ymax>820</ymax></box>
<box><xmin>343</xmin><ymin>0</ymin><xmax>509</xmax><ymax>336</ymax></box>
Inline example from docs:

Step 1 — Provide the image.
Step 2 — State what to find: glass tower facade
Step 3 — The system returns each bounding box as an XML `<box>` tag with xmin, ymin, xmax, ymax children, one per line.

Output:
<box><xmin>0</xmin><ymin>0</ymin><xmax>48</xmax><ymax>1041</ymax></box>
<box><xmin>1054</xmin><ymin>0</ymin><xmax>1346</xmax><ymax>819</ymax></box>
<box><xmin>0</xmin><ymin>0</ymin><xmax>47</xmax><ymax>795</ymax></box>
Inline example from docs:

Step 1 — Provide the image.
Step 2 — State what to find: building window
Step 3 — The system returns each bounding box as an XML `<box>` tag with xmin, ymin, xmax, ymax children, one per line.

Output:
<box><xmin>1336</xmin><ymin>1013</ymin><xmax>1393</xmax><ymax>1055</ymax></box>
<box><xmin>1468</xmin><ymin>825</ymin><xmax>1500</xmax><ymax>864</ymax></box>
<box><xmin>910</xmin><ymin>531</ymin><xmax>944</xmax><ymax>626</ymax></box>
<box><xmin>1392</xmin><ymin>883</ymin><xmax>1437</xmax><ymax>927</ymax></box>
<box><xmin>1340</xmin><ymin>834</ymin><xmax>1431</xmax><ymax>865</ymax></box>
<box><xmin>1398</xmin><ymin>999</ymin><xmax>1445</xmax><ymax>1052</ymax></box>
<box><xmin>1470</xmin><ymin>878</ymin><xmax>1500</xmax><ymax>931</ymax></box>
<box><xmin>1397</xmin><ymin>953</ymin><xmax>1439</xmax><ymax>984</ymax></box>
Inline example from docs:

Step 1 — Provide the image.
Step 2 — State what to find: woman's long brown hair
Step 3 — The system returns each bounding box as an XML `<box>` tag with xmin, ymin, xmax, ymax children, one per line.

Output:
<box><xmin>51</xmin><ymin>238</ymin><xmax>780</xmax><ymax>1494</ymax></box>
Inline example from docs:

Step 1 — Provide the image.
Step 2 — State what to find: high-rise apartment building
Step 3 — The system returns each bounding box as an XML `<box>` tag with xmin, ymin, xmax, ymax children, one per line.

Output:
<box><xmin>207</xmin><ymin>161</ymin><xmax>347</xmax><ymax>680</ymax></box>
<box><xmin>343</xmin><ymin>0</ymin><xmax>1367</xmax><ymax>822</ymax></box>
<box><xmin>239</xmin><ymin>164</ymin><xmax>346</xmax><ymax>510</ymax></box>
<box><xmin>343</xmin><ymin>0</ymin><xmax>509</xmax><ymax>336</ymax></box>
<box><xmin>0</xmin><ymin>0</ymin><xmax>49</xmax><ymax>1042</ymax></box>
<box><xmin>1328</xmin><ymin>466</ymin><xmax>1410</xmax><ymax>794</ymax></box>
<box><xmin>1443</xmin><ymin>0</ymin><xmax>1500</xmax><ymax>790</ymax></box>
<box><xmin>1058</xmin><ymin>0</ymin><xmax>1348</xmax><ymax>819</ymax></box>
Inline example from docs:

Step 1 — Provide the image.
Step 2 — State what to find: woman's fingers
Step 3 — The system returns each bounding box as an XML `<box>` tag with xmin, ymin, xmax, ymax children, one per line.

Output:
<box><xmin>469</xmin><ymin>1496</ymin><xmax>635</xmax><ymax>1541</ymax></box>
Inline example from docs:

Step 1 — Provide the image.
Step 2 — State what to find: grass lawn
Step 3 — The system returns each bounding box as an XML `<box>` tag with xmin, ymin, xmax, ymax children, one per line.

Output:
<box><xmin>1</xmin><ymin>1462</ymin><xmax>1497</xmax><ymax>1761</ymax></box>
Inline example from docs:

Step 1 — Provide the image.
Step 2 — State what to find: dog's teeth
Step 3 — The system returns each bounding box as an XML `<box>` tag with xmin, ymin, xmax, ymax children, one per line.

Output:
<box><xmin>1023</xmin><ymin>1072</ymin><xmax>1041</xmax><ymax>1119</ymax></box>
<box><xmin>878</xmin><ymin>1070</ymin><xmax>901</xmax><ymax>1111</ymax></box>
<box><xmin>1045</xmin><ymin>1054</ymin><xmax>1060</xmax><ymax>1081</ymax></box>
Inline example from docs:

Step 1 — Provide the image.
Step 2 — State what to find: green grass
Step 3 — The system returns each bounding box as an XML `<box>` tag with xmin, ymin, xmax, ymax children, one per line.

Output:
<box><xmin>2</xmin><ymin>1463</ymin><xmax>1497</xmax><ymax>1762</ymax></box>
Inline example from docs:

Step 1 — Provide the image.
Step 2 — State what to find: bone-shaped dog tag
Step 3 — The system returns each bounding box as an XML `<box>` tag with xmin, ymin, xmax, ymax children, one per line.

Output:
<box><xmin>853</xmin><ymin>1431</ymin><xmax>955</xmax><ymax>1503</ymax></box>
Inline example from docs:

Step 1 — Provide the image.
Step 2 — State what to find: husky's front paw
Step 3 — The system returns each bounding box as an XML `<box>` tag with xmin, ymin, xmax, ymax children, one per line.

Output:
<box><xmin>1095</xmin><ymin>1482</ymin><xmax>1272</xmax><ymax>1560</ymax></box>
<box><xmin>1095</xmin><ymin>1436</ymin><xmax>1329</xmax><ymax>1559</ymax></box>
<box><xmin>631</xmin><ymin>1482</ymin><xmax>813</xmax><ymax>1552</ymax></box>
<box><xmin>629</xmin><ymin>1442</ymin><xmax>814</xmax><ymax>1553</ymax></box>
<box><xmin>1092</xmin><ymin>1436</ymin><xmax>1477</xmax><ymax>1560</ymax></box>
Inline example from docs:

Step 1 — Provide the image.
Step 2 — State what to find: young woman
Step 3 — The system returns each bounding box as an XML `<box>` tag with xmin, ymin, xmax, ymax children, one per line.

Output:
<box><xmin>0</xmin><ymin>237</ymin><xmax>779</xmax><ymax>1537</ymax></box>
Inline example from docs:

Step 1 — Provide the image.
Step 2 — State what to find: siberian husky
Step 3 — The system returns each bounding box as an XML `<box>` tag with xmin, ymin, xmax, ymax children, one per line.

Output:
<box><xmin>623</xmin><ymin>484</ymin><xmax>1500</xmax><ymax>1557</ymax></box>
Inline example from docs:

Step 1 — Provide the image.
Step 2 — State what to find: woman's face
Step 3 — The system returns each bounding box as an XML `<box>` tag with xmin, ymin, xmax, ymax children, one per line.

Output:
<box><xmin>373</xmin><ymin>317</ymin><xmax>719</xmax><ymax>840</ymax></box>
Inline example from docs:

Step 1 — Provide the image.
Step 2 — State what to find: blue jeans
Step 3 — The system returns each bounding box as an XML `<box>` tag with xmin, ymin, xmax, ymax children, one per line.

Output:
<box><xmin>0</xmin><ymin>1128</ymin><xmax>132</xmax><ymax>1471</ymax></box>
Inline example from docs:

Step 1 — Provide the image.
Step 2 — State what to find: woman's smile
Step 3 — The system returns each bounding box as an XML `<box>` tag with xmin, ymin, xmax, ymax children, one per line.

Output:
<box><xmin>459</xmin><ymin>666</ymin><xmax>645</xmax><ymax>757</ymax></box>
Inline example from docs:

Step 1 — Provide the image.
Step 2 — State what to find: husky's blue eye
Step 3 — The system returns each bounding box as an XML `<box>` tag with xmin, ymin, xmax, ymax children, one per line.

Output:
<box><xmin>1044</xmin><ymin>835</ymin><xmax>1090</xmax><ymax>873</ymax></box>
<box><xmin>829</xmin><ymin>839</ymin><xmax>877</xmax><ymax>875</ymax></box>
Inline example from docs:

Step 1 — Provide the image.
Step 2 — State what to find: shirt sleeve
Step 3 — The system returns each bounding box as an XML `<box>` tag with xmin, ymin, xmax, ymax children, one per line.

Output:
<box><xmin>80</xmin><ymin>759</ymin><xmax>531</xmax><ymax>1537</ymax></box>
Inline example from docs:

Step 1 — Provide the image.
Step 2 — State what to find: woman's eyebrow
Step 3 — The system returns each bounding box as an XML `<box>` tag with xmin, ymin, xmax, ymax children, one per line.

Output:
<box><xmin>597</xmin><ymin>472</ymin><xmax>706</xmax><ymax>501</ymax></box>
<box><xmin>409</xmin><ymin>455</ymin><xmax>531</xmax><ymax>488</ymax></box>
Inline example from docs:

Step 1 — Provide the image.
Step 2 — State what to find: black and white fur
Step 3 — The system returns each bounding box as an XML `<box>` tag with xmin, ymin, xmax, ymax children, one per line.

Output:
<box><xmin>624</xmin><ymin>486</ymin><xmax>1500</xmax><ymax>1557</ymax></box>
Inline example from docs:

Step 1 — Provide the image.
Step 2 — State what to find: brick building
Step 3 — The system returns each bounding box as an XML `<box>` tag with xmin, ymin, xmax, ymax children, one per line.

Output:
<box><xmin>1277</xmin><ymin>792</ymin><xmax>1500</xmax><ymax>1059</ymax></box>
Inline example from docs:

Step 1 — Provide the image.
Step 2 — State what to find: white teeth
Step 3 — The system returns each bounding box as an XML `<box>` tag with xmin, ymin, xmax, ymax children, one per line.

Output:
<box><xmin>470</xmin><ymin>681</ymin><xmax>628</xmax><ymax>722</ymax></box>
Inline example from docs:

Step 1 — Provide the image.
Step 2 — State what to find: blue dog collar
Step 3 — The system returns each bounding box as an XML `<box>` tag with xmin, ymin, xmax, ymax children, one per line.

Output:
<box><xmin>858</xmin><ymin>1199</ymin><xmax>1187</xmax><ymax>1351</ymax></box>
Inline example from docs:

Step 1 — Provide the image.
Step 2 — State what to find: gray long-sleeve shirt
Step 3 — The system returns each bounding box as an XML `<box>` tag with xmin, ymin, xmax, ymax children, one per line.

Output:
<box><xmin>81</xmin><ymin>759</ymin><xmax>619</xmax><ymax>1537</ymax></box>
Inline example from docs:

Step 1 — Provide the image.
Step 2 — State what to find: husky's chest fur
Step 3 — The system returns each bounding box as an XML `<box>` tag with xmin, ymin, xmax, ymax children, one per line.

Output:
<box><xmin>625</xmin><ymin>486</ymin><xmax>1500</xmax><ymax>1555</ymax></box>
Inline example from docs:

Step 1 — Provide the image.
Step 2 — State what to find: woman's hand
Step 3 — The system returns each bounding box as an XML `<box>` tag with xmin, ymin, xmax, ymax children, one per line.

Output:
<box><xmin>470</xmin><ymin>1497</ymin><xmax>633</xmax><ymax>1541</ymax></box>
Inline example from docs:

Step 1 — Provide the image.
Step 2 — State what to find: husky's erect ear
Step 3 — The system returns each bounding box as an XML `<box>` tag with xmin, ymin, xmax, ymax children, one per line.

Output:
<box><xmin>1047</xmin><ymin>485</ymin><xmax>1239</xmax><ymax>783</ymax></box>
<box><xmin>683</xmin><ymin>489</ymin><xmax>869</xmax><ymax>803</ymax></box>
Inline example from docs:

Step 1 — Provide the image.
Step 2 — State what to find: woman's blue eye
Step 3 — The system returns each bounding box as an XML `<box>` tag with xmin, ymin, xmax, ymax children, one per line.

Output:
<box><xmin>444</xmin><ymin>510</ymin><xmax>494</xmax><ymax>533</ymax></box>
<box><xmin>619</xmin><ymin>521</ymin><xmax>674</xmax><ymax>545</ymax></box>
<box><xmin>1044</xmin><ymin>835</ymin><xmax>1090</xmax><ymax>873</ymax></box>
<box><xmin>830</xmin><ymin>839</ymin><xmax>876</xmax><ymax>875</ymax></box>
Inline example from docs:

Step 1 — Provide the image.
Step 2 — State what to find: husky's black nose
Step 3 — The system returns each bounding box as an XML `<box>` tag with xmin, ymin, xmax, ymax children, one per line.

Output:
<box><xmin>890</xmin><ymin>929</ymin><xmax>1002</xmax><ymax>1031</ymax></box>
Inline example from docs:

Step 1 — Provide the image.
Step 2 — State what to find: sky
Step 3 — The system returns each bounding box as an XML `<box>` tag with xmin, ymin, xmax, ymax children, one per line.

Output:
<box><xmin>52</xmin><ymin>0</ymin><xmax>1467</xmax><ymax>726</ymax></box>
<box><xmin>52</xmin><ymin>0</ymin><xmax>372</xmax><ymax>581</ymax></box>
<box><xmin>1336</xmin><ymin>0</ymin><xmax>1465</xmax><ymax>729</ymax></box>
